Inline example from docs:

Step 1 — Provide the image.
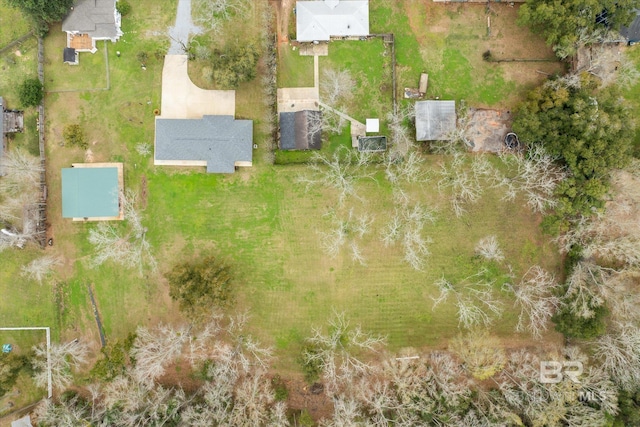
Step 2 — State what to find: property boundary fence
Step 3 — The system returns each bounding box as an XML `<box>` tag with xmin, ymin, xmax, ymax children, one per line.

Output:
<box><xmin>36</xmin><ymin>37</ymin><xmax>47</xmax><ymax>248</ymax></box>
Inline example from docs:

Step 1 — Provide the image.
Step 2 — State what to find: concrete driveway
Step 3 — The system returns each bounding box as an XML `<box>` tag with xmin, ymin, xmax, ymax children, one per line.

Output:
<box><xmin>160</xmin><ymin>55</ymin><xmax>235</xmax><ymax>119</ymax></box>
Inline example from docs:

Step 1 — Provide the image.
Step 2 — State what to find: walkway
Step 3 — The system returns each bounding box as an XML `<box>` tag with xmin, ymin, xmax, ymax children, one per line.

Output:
<box><xmin>318</xmin><ymin>101</ymin><xmax>366</xmax><ymax>147</ymax></box>
<box><xmin>168</xmin><ymin>0</ymin><xmax>202</xmax><ymax>55</ymax></box>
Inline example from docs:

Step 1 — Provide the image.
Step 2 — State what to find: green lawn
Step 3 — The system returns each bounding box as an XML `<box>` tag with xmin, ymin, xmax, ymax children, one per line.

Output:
<box><xmin>1</xmin><ymin>0</ymin><xmax>565</xmax><ymax>382</ymax></box>
<box><xmin>277</xmin><ymin>46</ymin><xmax>314</xmax><ymax>88</ymax></box>
<box><xmin>0</xmin><ymin>2</ymin><xmax>30</xmax><ymax>46</ymax></box>
<box><xmin>369</xmin><ymin>1</ymin><xmax>562</xmax><ymax>108</ymax></box>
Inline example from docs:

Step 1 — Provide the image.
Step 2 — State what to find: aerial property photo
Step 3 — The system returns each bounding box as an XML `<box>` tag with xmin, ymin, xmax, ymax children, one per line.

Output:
<box><xmin>2</xmin><ymin>0</ymin><xmax>640</xmax><ymax>425</ymax></box>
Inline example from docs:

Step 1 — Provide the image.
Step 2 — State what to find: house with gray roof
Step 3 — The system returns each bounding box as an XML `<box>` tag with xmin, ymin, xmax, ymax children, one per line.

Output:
<box><xmin>279</xmin><ymin>110</ymin><xmax>322</xmax><ymax>150</ymax></box>
<box><xmin>155</xmin><ymin>115</ymin><xmax>253</xmax><ymax>173</ymax></box>
<box><xmin>62</xmin><ymin>0</ymin><xmax>122</xmax><ymax>53</ymax></box>
<box><xmin>415</xmin><ymin>100</ymin><xmax>456</xmax><ymax>141</ymax></box>
<box><xmin>296</xmin><ymin>0</ymin><xmax>369</xmax><ymax>42</ymax></box>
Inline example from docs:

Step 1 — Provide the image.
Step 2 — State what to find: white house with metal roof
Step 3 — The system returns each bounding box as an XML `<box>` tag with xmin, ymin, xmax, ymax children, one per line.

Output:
<box><xmin>296</xmin><ymin>0</ymin><xmax>369</xmax><ymax>42</ymax></box>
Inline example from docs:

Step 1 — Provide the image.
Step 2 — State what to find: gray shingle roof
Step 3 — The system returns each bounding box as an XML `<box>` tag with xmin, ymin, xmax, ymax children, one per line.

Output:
<box><xmin>279</xmin><ymin>110</ymin><xmax>322</xmax><ymax>150</ymax></box>
<box><xmin>63</xmin><ymin>48</ymin><xmax>77</xmax><ymax>63</ymax></box>
<box><xmin>155</xmin><ymin>115</ymin><xmax>253</xmax><ymax>173</ymax></box>
<box><xmin>415</xmin><ymin>100</ymin><xmax>456</xmax><ymax>141</ymax></box>
<box><xmin>62</xmin><ymin>0</ymin><xmax>120</xmax><ymax>40</ymax></box>
<box><xmin>296</xmin><ymin>0</ymin><xmax>369</xmax><ymax>42</ymax></box>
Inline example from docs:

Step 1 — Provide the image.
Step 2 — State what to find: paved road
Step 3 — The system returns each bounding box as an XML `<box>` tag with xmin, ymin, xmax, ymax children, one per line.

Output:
<box><xmin>168</xmin><ymin>0</ymin><xmax>202</xmax><ymax>55</ymax></box>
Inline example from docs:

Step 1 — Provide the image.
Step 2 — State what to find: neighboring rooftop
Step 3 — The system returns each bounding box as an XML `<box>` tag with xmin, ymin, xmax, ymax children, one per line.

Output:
<box><xmin>415</xmin><ymin>100</ymin><xmax>457</xmax><ymax>141</ymax></box>
<box><xmin>296</xmin><ymin>0</ymin><xmax>370</xmax><ymax>42</ymax></box>
<box><xmin>62</xmin><ymin>0</ymin><xmax>122</xmax><ymax>41</ymax></box>
<box><xmin>279</xmin><ymin>110</ymin><xmax>322</xmax><ymax>150</ymax></box>
<box><xmin>61</xmin><ymin>163</ymin><xmax>124</xmax><ymax>221</ymax></box>
<box><xmin>155</xmin><ymin>115</ymin><xmax>253</xmax><ymax>173</ymax></box>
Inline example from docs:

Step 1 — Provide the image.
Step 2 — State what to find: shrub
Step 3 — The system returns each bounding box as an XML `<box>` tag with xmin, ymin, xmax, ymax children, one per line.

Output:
<box><xmin>272</xmin><ymin>375</ymin><xmax>288</xmax><ymax>401</ymax></box>
<box><xmin>63</xmin><ymin>124</ymin><xmax>88</xmax><ymax>149</ymax></box>
<box><xmin>167</xmin><ymin>256</ymin><xmax>234</xmax><ymax>320</ymax></box>
<box><xmin>553</xmin><ymin>304</ymin><xmax>608</xmax><ymax>339</ymax></box>
<box><xmin>18</xmin><ymin>78</ymin><xmax>43</xmax><ymax>108</ymax></box>
<box><xmin>116</xmin><ymin>0</ymin><xmax>131</xmax><ymax>16</ymax></box>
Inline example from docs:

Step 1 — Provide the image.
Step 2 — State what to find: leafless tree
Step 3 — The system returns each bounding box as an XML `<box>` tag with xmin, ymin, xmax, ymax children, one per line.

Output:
<box><xmin>32</xmin><ymin>340</ymin><xmax>89</xmax><ymax>391</ymax></box>
<box><xmin>298</xmin><ymin>146</ymin><xmax>375</xmax><ymax>206</ymax></box>
<box><xmin>194</xmin><ymin>0</ymin><xmax>251</xmax><ymax>34</ymax></box>
<box><xmin>435</xmin><ymin>102</ymin><xmax>471</xmax><ymax>153</ymax></box>
<box><xmin>498</xmin><ymin>145</ymin><xmax>566</xmax><ymax>213</ymax></box>
<box><xmin>594</xmin><ymin>322</ymin><xmax>640</xmax><ymax>391</ymax></box>
<box><xmin>384</xmin><ymin>150</ymin><xmax>429</xmax><ymax>185</ymax></box>
<box><xmin>88</xmin><ymin>190</ymin><xmax>156</xmax><ymax>274</ymax></box>
<box><xmin>380</xmin><ymin>201</ymin><xmax>436</xmax><ymax>270</ymax></box>
<box><xmin>437</xmin><ymin>153</ymin><xmax>488</xmax><ymax>217</ymax></box>
<box><xmin>432</xmin><ymin>269</ymin><xmax>504</xmax><ymax>329</ymax></box>
<box><xmin>561</xmin><ymin>261</ymin><xmax>607</xmax><ymax>320</ymax></box>
<box><xmin>319</xmin><ymin>208</ymin><xmax>373</xmax><ymax>265</ymax></box>
<box><xmin>504</xmin><ymin>265</ymin><xmax>561</xmax><ymax>339</ymax></box>
<box><xmin>0</xmin><ymin>148</ymin><xmax>42</xmax><ymax>191</ymax></box>
<box><xmin>130</xmin><ymin>324</ymin><xmax>190</xmax><ymax>385</ymax></box>
<box><xmin>474</xmin><ymin>235</ymin><xmax>505</xmax><ymax>262</ymax></box>
<box><xmin>386</xmin><ymin>106</ymin><xmax>416</xmax><ymax>159</ymax></box>
<box><xmin>21</xmin><ymin>255</ymin><xmax>62</xmax><ymax>284</ymax></box>
<box><xmin>303</xmin><ymin>311</ymin><xmax>385</xmax><ymax>395</ymax></box>
<box><xmin>135</xmin><ymin>142</ymin><xmax>152</xmax><ymax>157</ymax></box>
<box><xmin>320</xmin><ymin>68</ymin><xmax>355</xmax><ymax>106</ymax></box>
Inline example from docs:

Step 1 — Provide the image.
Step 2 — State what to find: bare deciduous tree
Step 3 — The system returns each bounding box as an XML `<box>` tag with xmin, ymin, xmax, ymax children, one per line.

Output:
<box><xmin>135</xmin><ymin>142</ymin><xmax>152</xmax><ymax>157</ymax></box>
<box><xmin>194</xmin><ymin>0</ymin><xmax>251</xmax><ymax>34</ymax></box>
<box><xmin>130</xmin><ymin>324</ymin><xmax>190</xmax><ymax>384</ymax></box>
<box><xmin>298</xmin><ymin>146</ymin><xmax>375</xmax><ymax>206</ymax></box>
<box><xmin>474</xmin><ymin>235</ymin><xmax>504</xmax><ymax>262</ymax></box>
<box><xmin>88</xmin><ymin>190</ymin><xmax>156</xmax><ymax>274</ymax></box>
<box><xmin>450</xmin><ymin>330</ymin><xmax>506</xmax><ymax>380</ymax></box>
<box><xmin>319</xmin><ymin>208</ymin><xmax>373</xmax><ymax>265</ymax></box>
<box><xmin>320</xmin><ymin>68</ymin><xmax>355</xmax><ymax>106</ymax></box>
<box><xmin>498</xmin><ymin>146</ymin><xmax>566</xmax><ymax>213</ymax></box>
<box><xmin>384</xmin><ymin>151</ymin><xmax>428</xmax><ymax>185</ymax></box>
<box><xmin>594</xmin><ymin>322</ymin><xmax>640</xmax><ymax>391</ymax></box>
<box><xmin>386</xmin><ymin>106</ymin><xmax>416</xmax><ymax>159</ymax></box>
<box><xmin>432</xmin><ymin>269</ymin><xmax>504</xmax><ymax>329</ymax></box>
<box><xmin>304</xmin><ymin>311</ymin><xmax>385</xmax><ymax>395</ymax></box>
<box><xmin>380</xmin><ymin>202</ymin><xmax>436</xmax><ymax>270</ymax></box>
<box><xmin>33</xmin><ymin>340</ymin><xmax>89</xmax><ymax>391</ymax></box>
<box><xmin>505</xmin><ymin>265</ymin><xmax>561</xmax><ymax>339</ymax></box>
<box><xmin>21</xmin><ymin>255</ymin><xmax>62</xmax><ymax>284</ymax></box>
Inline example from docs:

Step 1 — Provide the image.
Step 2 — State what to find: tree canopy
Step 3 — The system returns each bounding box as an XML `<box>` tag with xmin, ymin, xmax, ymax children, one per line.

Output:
<box><xmin>167</xmin><ymin>256</ymin><xmax>234</xmax><ymax>319</ymax></box>
<box><xmin>211</xmin><ymin>43</ymin><xmax>259</xmax><ymax>89</ymax></box>
<box><xmin>518</xmin><ymin>0</ymin><xmax>636</xmax><ymax>58</ymax></box>
<box><xmin>17</xmin><ymin>78</ymin><xmax>44</xmax><ymax>108</ymax></box>
<box><xmin>513</xmin><ymin>78</ymin><xmax>634</xmax><ymax>228</ymax></box>
<box><xmin>6</xmin><ymin>0</ymin><xmax>74</xmax><ymax>34</ymax></box>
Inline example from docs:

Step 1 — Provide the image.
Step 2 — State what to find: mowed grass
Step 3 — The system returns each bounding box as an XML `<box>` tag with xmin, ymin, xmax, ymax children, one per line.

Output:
<box><xmin>369</xmin><ymin>0</ymin><xmax>562</xmax><ymax>108</ymax></box>
<box><xmin>145</xmin><ymin>158</ymin><xmax>561</xmax><ymax>369</ymax></box>
<box><xmin>0</xmin><ymin>2</ymin><xmax>30</xmax><ymax>46</ymax></box>
<box><xmin>277</xmin><ymin>45</ymin><xmax>314</xmax><ymax>88</ymax></box>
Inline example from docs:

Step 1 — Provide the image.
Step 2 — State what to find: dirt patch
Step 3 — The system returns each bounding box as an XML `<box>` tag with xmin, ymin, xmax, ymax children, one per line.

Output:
<box><xmin>466</xmin><ymin>108</ymin><xmax>513</xmax><ymax>152</ymax></box>
<box><xmin>284</xmin><ymin>377</ymin><xmax>333</xmax><ymax>422</ymax></box>
<box><xmin>273</xmin><ymin>0</ymin><xmax>295</xmax><ymax>43</ymax></box>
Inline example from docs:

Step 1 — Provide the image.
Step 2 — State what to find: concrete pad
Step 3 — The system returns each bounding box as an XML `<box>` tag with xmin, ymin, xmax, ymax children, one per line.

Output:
<box><xmin>277</xmin><ymin>87</ymin><xmax>320</xmax><ymax>113</ymax></box>
<box><xmin>160</xmin><ymin>55</ymin><xmax>235</xmax><ymax>119</ymax></box>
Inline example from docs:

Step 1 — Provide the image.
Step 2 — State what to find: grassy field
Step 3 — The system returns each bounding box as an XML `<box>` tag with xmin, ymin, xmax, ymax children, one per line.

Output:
<box><xmin>0</xmin><ymin>2</ymin><xmax>30</xmax><ymax>46</ymax></box>
<box><xmin>1</xmin><ymin>0</ymin><xmax>564</xmax><ymax>386</ymax></box>
<box><xmin>371</xmin><ymin>0</ymin><xmax>562</xmax><ymax>109</ymax></box>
